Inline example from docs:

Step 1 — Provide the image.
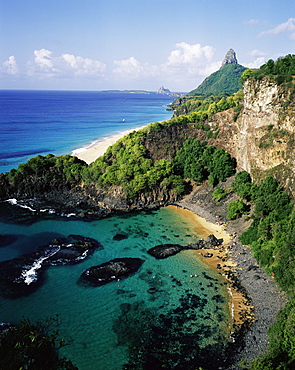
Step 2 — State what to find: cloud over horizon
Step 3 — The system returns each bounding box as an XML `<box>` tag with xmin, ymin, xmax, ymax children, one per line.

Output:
<box><xmin>26</xmin><ymin>49</ymin><xmax>106</xmax><ymax>79</ymax></box>
<box><xmin>1</xmin><ymin>56</ymin><xmax>19</xmax><ymax>75</ymax></box>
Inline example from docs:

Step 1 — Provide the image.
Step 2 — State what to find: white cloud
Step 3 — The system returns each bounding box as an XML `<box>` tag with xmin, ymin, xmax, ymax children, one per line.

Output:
<box><xmin>34</xmin><ymin>48</ymin><xmax>54</xmax><ymax>70</ymax></box>
<box><xmin>243</xmin><ymin>19</ymin><xmax>260</xmax><ymax>25</ymax></box>
<box><xmin>27</xmin><ymin>49</ymin><xmax>106</xmax><ymax>79</ymax></box>
<box><xmin>248</xmin><ymin>49</ymin><xmax>267</xmax><ymax>57</ymax></box>
<box><xmin>166</xmin><ymin>42</ymin><xmax>215</xmax><ymax>67</ymax></box>
<box><xmin>245</xmin><ymin>57</ymin><xmax>266</xmax><ymax>69</ymax></box>
<box><xmin>163</xmin><ymin>42</ymin><xmax>217</xmax><ymax>78</ymax></box>
<box><xmin>2</xmin><ymin>56</ymin><xmax>19</xmax><ymax>75</ymax></box>
<box><xmin>260</xmin><ymin>18</ymin><xmax>295</xmax><ymax>39</ymax></box>
<box><xmin>61</xmin><ymin>54</ymin><xmax>106</xmax><ymax>76</ymax></box>
<box><xmin>113</xmin><ymin>56</ymin><xmax>142</xmax><ymax>79</ymax></box>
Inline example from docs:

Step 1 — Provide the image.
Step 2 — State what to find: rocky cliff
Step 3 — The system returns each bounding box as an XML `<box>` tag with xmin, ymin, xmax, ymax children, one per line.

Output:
<box><xmin>210</xmin><ymin>78</ymin><xmax>295</xmax><ymax>196</ymax></box>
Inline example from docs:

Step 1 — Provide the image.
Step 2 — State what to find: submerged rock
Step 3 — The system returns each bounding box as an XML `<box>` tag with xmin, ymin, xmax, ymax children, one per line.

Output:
<box><xmin>80</xmin><ymin>258</ymin><xmax>144</xmax><ymax>286</ymax></box>
<box><xmin>0</xmin><ymin>235</ymin><xmax>102</xmax><ymax>299</ymax></box>
<box><xmin>113</xmin><ymin>233</ymin><xmax>128</xmax><ymax>241</ymax></box>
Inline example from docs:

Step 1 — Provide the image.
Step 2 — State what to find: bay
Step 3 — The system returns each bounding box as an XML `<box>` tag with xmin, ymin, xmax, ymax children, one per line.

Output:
<box><xmin>0</xmin><ymin>90</ymin><xmax>232</xmax><ymax>369</ymax></box>
<box><xmin>0</xmin><ymin>205</ymin><xmax>231</xmax><ymax>369</ymax></box>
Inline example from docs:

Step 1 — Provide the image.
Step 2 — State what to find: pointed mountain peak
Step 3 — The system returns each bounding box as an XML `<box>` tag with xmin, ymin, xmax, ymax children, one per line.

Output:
<box><xmin>221</xmin><ymin>49</ymin><xmax>238</xmax><ymax>67</ymax></box>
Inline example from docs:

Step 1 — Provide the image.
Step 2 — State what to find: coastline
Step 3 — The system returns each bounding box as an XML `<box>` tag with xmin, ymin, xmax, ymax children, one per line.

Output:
<box><xmin>70</xmin><ymin>123</ymin><xmax>287</xmax><ymax>366</ymax></box>
<box><xmin>168</xmin><ymin>205</ymin><xmax>252</xmax><ymax>334</ymax></box>
<box><xmin>175</xmin><ymin>184</ymin><xmax>288</xmax><ymax>367</ymax></box>
<box><xmin>71</xmin><ymin>125</ymin><xmax>147</xmax><ymax>164</ymax></box>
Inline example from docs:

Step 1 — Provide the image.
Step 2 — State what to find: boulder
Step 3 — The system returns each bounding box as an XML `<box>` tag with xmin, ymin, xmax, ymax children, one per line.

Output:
<box><xmin>147</xmin><ymin>244</ymin><xmax>184</xmax><ymax>259</ymax></box>
<box><xmin>80</xmin><ymin>258</ymin><xmax>144</xmax><ymax>286</ymax></box>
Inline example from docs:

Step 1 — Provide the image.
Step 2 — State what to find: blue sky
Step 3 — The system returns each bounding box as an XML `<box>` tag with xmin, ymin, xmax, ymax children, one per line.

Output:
<box><xmin>0</xmin><ymin>0</ymin><xmax>294</xmax><ymax>91</ymax></box>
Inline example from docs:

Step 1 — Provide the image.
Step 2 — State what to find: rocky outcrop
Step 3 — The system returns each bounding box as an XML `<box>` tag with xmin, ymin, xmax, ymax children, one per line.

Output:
<box><xmin>80</xmin><ymin>258</ymin><xmax>144</xmax><ymax>286</ymax></box>
<box><xmin>221</xmin><ymin>48</ymin><xmax>238</xmax><ymax>67</ymax></box>
<box><xmin>157</xmin><ymin>86</ymin><xmax>171</xmax><ymax>94</ymax></box>
<box><xmin>147</xmin><ymin>244</ymin><xmax>184</xmax><ymax>259</ymax></box>
<box><xmin>0</xmin><ymin>235</ymin><xmax>102</xmax><ymax>298</ymax></box>
<box><xmin>147</xmin><ymin>235</ymin><xmax>222</xmax><ymax>259</ymax></box>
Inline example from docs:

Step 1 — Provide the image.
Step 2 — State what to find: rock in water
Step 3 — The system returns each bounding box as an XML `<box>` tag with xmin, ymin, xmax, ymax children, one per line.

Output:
<box><xmin>147</xmin><ymin>244</ymin><xmax>184</xmax><ymax>259</ymax></box>
<box><xmin>0</xmin><ymin>235</ymin><xmax>102</xmax><ymax>298</ymax></box>
<box><xmin>157</xmin><ymin>86</ymin><xmax>171</xmax><ymax>94</ymax></box>
<box><xmin>221</xmin><ymin>48</ymin><xmax>238</xmax><ymax>67</ymax></box>
<box><xmin>113</xmin><ymin>234</ymin><xmax>128</xmax><ymax>241</ymax></box>
<box><xmin>80</xmin><ymin>258</ymin><xmax>144</xmax><ymax>286</ymax></box>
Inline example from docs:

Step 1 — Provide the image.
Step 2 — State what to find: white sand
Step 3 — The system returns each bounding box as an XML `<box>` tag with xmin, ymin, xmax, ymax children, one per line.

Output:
<box><xmin>71</xmin><ymin>125</ymin><xmax>147</xmax><ymax>164</ymax></box>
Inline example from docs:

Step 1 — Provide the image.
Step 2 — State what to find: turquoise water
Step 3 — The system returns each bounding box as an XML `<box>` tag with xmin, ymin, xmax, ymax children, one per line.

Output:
<box><xmin>0</xmin><ymin>205</ymin><xmax>231</xmax><ymax>369</ymax></box>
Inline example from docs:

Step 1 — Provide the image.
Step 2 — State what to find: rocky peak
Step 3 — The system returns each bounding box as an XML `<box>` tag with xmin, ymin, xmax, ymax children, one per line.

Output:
<box><xmin>221</xmin><ymin>49</ymin><xmax>238</xmax><ymax>67</ymax></box>
<box><xmin>157</xmin><ymin>86</ymin><xmax>171</xmax><ymax>94</ymax></box>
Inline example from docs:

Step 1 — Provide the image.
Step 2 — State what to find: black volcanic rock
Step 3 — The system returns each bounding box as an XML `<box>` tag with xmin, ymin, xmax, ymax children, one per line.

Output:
<box><xmin>80</xmin><ymin>258</ymin><xmax>144</xmax><ymax>286</ymax></box>
<box><xmin>148</xmin><ymin>235</ymin><xmax>223</xmax><ymax>260</ymax></box>
<box><xmin>204</xmin><ymin>234</ymin><xmax>222</xmax><ymax>247</ymax></box>
<box><xmin>147</xmin><ymin>244</ymin><xmax>184</xmax><ymax>259</ymax></box>
<box><xmin>0</xmin><ymin>235</ymin><xmax>102</xmax><ymax>298</ymax></box>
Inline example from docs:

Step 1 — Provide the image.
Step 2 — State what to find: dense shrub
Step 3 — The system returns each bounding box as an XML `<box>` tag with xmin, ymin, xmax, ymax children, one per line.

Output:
<box><xmin>227</xmin><ymin>199</ymin><xmax>247</xmax><ymax>219</ymax></box>
<box><xmin>0</xmin><ymin>316</ymin><xmax>77</xmax><ymax>369</ymax></box>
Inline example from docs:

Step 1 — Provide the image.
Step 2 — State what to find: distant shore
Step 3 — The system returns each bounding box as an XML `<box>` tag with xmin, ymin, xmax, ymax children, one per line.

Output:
<box><xmin>71</xmin><ymin>125</ymin><xmax>147</xmax><ymax>164</ymax></box>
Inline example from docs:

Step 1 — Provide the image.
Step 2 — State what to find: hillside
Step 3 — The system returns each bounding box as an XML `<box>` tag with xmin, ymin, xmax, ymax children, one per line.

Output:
<box><xmin>189</xmin><ymin>63</ymin><xmax>246</xmax><ymax>97</ymax></box>
<box><xmin>188</xmin><ymin>49</ymin><xmax>246</xmax><ymax>98</ymax></box>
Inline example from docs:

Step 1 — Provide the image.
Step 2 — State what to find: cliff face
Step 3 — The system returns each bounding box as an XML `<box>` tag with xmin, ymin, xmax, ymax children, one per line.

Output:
<box><xmin>212</xmin><ymin>78</ymin><xmax>295</xmax><ymax>196</ymax></box>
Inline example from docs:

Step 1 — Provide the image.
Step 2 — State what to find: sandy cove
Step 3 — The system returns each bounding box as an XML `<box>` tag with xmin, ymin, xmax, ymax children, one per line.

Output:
<box><xmin>71</xmin><ymin>128</ymin><xmax>287</xmax><ymax>366</ymax></box>
<box><xmin>176</xmin><ymin>184</ymin><xmax>288</xmax><ymax>368</ymax></box>
<box><xmin>168</xmin><ymin>205</ymin><xmax>252</xmax><ymax>334</ymax></box>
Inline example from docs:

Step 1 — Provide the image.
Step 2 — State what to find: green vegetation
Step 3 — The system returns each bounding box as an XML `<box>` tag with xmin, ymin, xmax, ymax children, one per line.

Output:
<box><xmin>227</xmin><ymin>199</ymin><xmax>248</xmax><ymax>219</ymax></box>
<box><xmin>188</xmin><ymin>63</ymin><xmax>247</xmax><ymax>97</ymax></box>
<box><xmin>81</xmin><ymin>130</ymin><xmax>185</xmax><ymax>198</ymax></box>
<box><xmin>82</xmin><ymin>135</ymin><xmax>236</xmax><ymax>198</ymax></box>
<box><xmin>173</xmin><ymin>138</ymin><xmax>236</xmax><ymax>186</ymax></box>
<box><xmin>231</xmin><ymin>171</ymin><xmax>295</xmax><ymax>369</ymax></box>
<box><xmin>7</xmin><ymin>154</ymin><xmax>86</xmax><ymax>189</ymax></box>
<box><xmin>241</xmin><ymin>54</ymin><xmax>295</xmax><ymax>85</ymax></box>
<box><xmin>173</xmin><ymin>90</ymin><xmax>244</xmax><ymax>119</ymax></box>
<box><xmin>212</xmin><ymin>187</ymin><xmax>228</xmax><ymax>202</ymax></box>
<box><xmin>0</xmin><ymin>316</ymin><xmax>77</xmax><ymax>369</ymax></box>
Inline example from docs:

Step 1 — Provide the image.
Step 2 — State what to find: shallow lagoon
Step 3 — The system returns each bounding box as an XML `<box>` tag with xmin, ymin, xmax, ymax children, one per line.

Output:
<box><xmin>0</xmin><ymin>205</ymin><xmax>231</xmax><ymax>369</ymax></box>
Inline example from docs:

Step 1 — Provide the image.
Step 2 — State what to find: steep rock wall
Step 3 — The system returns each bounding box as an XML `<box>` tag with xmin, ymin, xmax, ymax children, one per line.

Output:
<box><xmin>213</xmin><ymin>78</ymin><xmax>295</xmax><ymax>196</ymax></box>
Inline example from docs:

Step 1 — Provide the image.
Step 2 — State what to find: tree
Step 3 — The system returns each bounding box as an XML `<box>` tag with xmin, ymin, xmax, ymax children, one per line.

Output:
<box><xmin>227</xmin><ymin>199</ymin><xmax>247</xmax><ymax>219</ymax></box>
<box><xmin>0</xmin><ymin>316</ymin><xmax>77</xmax><ymax>370</ymax></box>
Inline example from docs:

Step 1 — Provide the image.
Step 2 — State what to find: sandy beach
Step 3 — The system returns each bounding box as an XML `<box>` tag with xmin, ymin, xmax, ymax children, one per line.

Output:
<box><xmin>72</xmin><ymin>125</ymin><xmax>147</xmax><ymax>164</ymax></box>
<box><xmin>168</xmin><ymin>205</ymin><xmax>251</xmax><ymax>333</ymax></box>
<box><xmin>176</xmin><ymin>183</ymin><xmax>288</xmax><ymax>368</ymax></box>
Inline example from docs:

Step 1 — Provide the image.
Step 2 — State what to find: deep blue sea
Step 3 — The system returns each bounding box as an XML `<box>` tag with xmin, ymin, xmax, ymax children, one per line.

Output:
<box><xmin>0</xmin><ymin>91</ymin><xmax>232</xmax><ymax>369</ymax></box>
<box><xmin>0</xmin><ymin>90</ymin><xmax>174</xmax><ymax>173</ymax></box>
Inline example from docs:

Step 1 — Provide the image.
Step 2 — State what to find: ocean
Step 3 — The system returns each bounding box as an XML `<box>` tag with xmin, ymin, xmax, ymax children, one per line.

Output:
<box><xmin>0</xmin><ymin>91</ymin><xmax>232</xmax><ymax>369</ymax></box>
<box><xmin>0</xmin><ymin>90</ymin><xmax>174</xmax><ymax>173</ymax></box>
